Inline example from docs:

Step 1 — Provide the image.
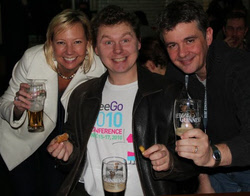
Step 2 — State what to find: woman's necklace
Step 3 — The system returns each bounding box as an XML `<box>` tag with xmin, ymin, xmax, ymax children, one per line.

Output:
<box><xmin>57</xmin><ymin>68</ymin><xmax>76</xmax><ymax>80</ymax></box>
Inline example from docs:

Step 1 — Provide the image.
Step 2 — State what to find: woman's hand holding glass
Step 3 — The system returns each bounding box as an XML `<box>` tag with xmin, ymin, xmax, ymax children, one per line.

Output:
<box><xmin>13</xmin><ymin>83</ymin><xmax>32</xmax><ymax>120</ymax></box>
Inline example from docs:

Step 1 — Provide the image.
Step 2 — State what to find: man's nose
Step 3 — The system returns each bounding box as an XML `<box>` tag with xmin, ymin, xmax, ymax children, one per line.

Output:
<box><xmin>178</xmin><ymin>44</ymin><xmax>188</xmax><ymax>57</ymax></box>
<box><xmin>114</xmin><ymin>43</ymin><xmax>123</xmax><ymax>54</ymax></box>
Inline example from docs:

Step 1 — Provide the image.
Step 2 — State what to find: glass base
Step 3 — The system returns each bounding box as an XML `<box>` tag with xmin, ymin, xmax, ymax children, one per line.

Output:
<box><xmin>28</xmin><ymin>126</ymin><xmax>44</xmax><ymax>132</ymax></box>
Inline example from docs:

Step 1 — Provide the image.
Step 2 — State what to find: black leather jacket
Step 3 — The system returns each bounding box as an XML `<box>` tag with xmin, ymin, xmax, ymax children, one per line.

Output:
<box><xmin>57</xmin><ymin>66</ymin><xmax>198</xmax><ymax>196</ymax></box>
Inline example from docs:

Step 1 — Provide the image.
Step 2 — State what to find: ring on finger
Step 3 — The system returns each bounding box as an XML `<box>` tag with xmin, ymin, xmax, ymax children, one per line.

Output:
<box><xmin>15</xmin><ymin>96</ymin><xmax>19</xmax><ymax>101</ymax></box>
<box><xmin>193</xmin><ymin>146</ymin><xmax>198</xmax><ymax>153</ymax></box>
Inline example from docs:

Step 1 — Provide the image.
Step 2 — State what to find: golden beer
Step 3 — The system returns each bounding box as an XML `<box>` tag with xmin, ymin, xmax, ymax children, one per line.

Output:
<box><xmin>28</xmin><ymin>110</ymin><xmax>44</xmax><ymax>132</ymax></box>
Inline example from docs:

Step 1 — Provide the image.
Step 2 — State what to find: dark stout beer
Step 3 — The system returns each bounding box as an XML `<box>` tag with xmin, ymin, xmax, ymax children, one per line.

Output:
<box><xmin>104</xmin><ymin>190</ymin><xmax>125</xmax><ymax>196</ymax></box>
<box><xmin>103</xmin><ymin>181</ymin><xmax>125</xmax><ymax>196</ymax></box>
<box><xmin>102</xmin><ymin>157</ymin><xmax>127</xmax><ymax>196</ymax></box>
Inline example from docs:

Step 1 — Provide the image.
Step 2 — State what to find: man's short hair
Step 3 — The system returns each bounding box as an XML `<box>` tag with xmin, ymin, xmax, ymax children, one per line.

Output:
<box><xmin>224</xmin><ymin>11</ymin><xmax>247</xmax><ymax>27</ymax></box>
<box><xmin>157</xmin><ymin>0</ymin><xmax>209</xmax><ymax>40</ymax></box>
<box><xmin>91</xmin><ymin>5</ymin><xmax>140</xmax><ymax>48</ymax></box>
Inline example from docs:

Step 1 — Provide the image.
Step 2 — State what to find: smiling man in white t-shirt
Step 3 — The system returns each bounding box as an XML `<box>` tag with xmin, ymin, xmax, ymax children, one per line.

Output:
<box><xmin>47</xmin><ymin>5</ymin><xmax>198</xmax><ymax>196</ymax></box>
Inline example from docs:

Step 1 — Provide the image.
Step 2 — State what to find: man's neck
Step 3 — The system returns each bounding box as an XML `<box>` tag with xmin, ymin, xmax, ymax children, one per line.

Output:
<box><xmin>108</xmin><ymin>71</ymin><xmax>138</xmax><ymax>85</ymax></box>
<box><xmin>196</xmin><ymin>73</ymin><xmax>206</xmax><ymax>81</ymax></box>
<box><xmin>196</xmin><ymin>65</ymin><xmax>207</xmax><ymax>81</ymax></box>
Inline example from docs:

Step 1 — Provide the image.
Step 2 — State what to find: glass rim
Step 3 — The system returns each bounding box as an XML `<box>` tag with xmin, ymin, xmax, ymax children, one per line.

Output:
<box><xmin>102</xmin><ymin>156</ymin><xmax>127</xmax><ymax>165</ymax></box>
<box><xmin>175</xmin><ymin>98</ymin><xmax>202</xmax><ymax>103</ymax></box>
<box><xmin>28</xmin><ymin>79</ymin><xmax>47</xmax><ymax>85</ymax></box>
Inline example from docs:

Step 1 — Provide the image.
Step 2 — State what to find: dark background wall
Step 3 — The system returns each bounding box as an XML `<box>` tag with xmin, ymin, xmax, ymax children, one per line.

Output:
<box><xmin>0</xmin><ymin>0</ymin><xmax>70</xmax><ymax>95</ymax></box>
<box><xmin>0</xmin><ymin>0</ymin><xmax>249</xmax><ymax>96</ymax></box>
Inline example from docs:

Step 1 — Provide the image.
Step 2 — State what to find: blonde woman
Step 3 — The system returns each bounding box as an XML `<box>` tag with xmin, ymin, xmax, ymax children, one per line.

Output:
<box><xmin>0</xmin><ymin>9</ymin><xmax>105</xmax><ymax>195</ymax></box>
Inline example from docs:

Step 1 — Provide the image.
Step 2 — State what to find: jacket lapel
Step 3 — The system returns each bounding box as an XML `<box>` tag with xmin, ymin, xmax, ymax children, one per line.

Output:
<box><xmin>137</xmin><ymin>66</ymin><xmax>164</xmax><ymax>96</ymax></box>
<box><xmin>61</xmin><ymin>67</ymin><xmax>92</xmax><ymax>121</ymax></box>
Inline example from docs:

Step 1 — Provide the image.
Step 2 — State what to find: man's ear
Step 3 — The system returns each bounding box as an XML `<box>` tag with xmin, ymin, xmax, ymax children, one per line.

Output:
<box><xmin>206</xmin><ymin>27</ymin><xmax>213</xmax><ymax>46</ymax></box>
<box><xmin>138</xmin><ymin>40</ymin><xmax>141</xmax><ymax>50</ymax></box>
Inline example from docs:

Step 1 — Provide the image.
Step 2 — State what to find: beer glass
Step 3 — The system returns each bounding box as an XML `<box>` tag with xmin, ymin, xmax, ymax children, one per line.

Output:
<box><xmin>27</xmin><ymin>80</ymin><xmax>46</xmax><ymax>132</ymax></box>
<box><xmin>102</xmin><ymin>157</ymin><xmax>127</xmax><ymax>196</ymax></box>
<box><xmin>173</xmin><ymin>99</ymin><xmax>202</xmax><ymax>137</ymax></box>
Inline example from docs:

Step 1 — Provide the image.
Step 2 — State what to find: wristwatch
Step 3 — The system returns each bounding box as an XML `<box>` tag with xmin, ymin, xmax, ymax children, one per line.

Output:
<box><xmin>211</xmin><ymin>144</ymin><xmax>221</xmax><ymax>167</ymax></box>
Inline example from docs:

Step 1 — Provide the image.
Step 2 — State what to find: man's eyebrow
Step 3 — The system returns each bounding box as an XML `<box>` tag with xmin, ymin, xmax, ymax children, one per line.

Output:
<box><xmin>100</xmin><ymin>35</ymin><xmax>111</xmax><ymax>40</ymax></box>
<box><xmin>100</xmin><ymin>32</ymin><xmax>133</xmax><ymax>41</ymax></box>
<box><xmin>165</xmin><ymin>41</ymin><xmax>175</xmax><ymax>46</ymax></box>
<box><xmin>165</xmin><ymin>35</ymin><xmax>198</xmax><ymax>46</ymax></box>
<box><xmin>184</xmin><ymin>35</ymin><xmax>198</xmax><ymax>40</ymax></box>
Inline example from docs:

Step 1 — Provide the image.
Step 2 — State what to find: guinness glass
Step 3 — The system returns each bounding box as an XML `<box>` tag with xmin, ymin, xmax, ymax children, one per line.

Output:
<box><xmin>174</xmin><ymin>99</ymin><xmax>202</xmax><ymax>137</ymax></box>
<box><xmin>102</xmin><ymin>157</ymin><xmax>127</xmax><ymax>196</ymax></box>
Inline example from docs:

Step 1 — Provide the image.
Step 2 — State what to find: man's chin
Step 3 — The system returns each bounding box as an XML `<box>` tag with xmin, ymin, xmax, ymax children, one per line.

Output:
<box><xmin>181</xmin><ymin>67</ymin><xmax>196</xmax><ymax>75</ymax></box>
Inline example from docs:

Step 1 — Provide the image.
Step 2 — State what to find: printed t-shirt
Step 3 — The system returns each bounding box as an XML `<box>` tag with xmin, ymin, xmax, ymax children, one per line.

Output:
<box><xmin>80</xmin><ymin>78</ymin><xmax>143</xmax><ymax>196</ymax></box>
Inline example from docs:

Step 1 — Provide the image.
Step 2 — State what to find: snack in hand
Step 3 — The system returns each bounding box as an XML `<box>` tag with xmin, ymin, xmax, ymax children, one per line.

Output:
<box><xmin>56</xmin><ymin>133</ymin><xmax>69</xmax><ymax>143</ymax></box>
<box><xmin>139</xmin><ymin>145</ymin><xmax>145</xmax><ymax>153</ymax></box>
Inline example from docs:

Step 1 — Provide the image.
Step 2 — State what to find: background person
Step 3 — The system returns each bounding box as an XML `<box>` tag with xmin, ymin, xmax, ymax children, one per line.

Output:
<box><xmin>223</xmin><ymin>11</ymin><xmax>249</xmax><ymax>50</ymax></box>
<box><xmin>134</xmin><ymin>10</ymin><xmax>157</xmax><ymax>39</ymax></box>
<box><xmin>157</xmin><ymin>0</ymin><xmax>250</xmax><ymax>193</ymax></box>
<box><xmin>206</xmin><ymin>0</ymin><xmax>247</xmax><ymax>40</ymax></box>
<box><xmin>137</xmin><ymin>37</ymin><xmax>168</xmax><ymax>75</ymax></box>
<box><xmin>0</xmin><ymin>9</ymin><xmax>105</xmax><ymax>196</ymax></box>
<box><xmin>215</xmin><ymin>1</ymin><xmax>250</xmax><ymax>49</ymax></box>
<box><xmin>47</xmin><ymin>5</ymin><xmax>198</xmax><ymax>196</ymax></box>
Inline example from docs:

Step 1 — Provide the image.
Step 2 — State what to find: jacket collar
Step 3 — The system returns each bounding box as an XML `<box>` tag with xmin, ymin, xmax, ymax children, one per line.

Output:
<box><xmin>137</xmin><ymin>65</ymin><xmax>165</xmax><ymax>96</ymax></box>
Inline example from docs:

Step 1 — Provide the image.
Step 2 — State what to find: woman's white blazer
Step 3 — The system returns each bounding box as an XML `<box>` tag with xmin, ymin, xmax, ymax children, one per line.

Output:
<box><xmin>0</xmin><ymin>45</ymin><xmax>106</xmax><ymax>170</ymax></box>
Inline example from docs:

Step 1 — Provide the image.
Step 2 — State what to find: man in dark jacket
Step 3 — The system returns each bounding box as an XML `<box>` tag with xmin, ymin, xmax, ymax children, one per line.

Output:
<box><xmin>157</xmin><ymin>0</ymin><xmax>250</xmax><ymax>193</ymax></box>
<box><xmin>47</xmin><ymin>5</ymin><xmax>198</xmax><ymax>196</ymax></box>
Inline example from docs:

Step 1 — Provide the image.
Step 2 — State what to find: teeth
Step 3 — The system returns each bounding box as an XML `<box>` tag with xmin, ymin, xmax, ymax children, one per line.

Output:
<box><xmin>113</xmin><ymin>57</ymin><xmax>126</xmax><ymax>62</ymax></box>
<box><xmin>64</xmin><ymin>57</ymin><xmax>76</xmax><ymax>61</ymax></box>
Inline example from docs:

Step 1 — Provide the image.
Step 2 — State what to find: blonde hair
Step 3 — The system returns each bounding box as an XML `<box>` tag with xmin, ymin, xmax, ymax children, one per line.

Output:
<box><xmin>44</xmin><ymin>9</ymin><xmax>93</xmax><ymax>73</ymax></box>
